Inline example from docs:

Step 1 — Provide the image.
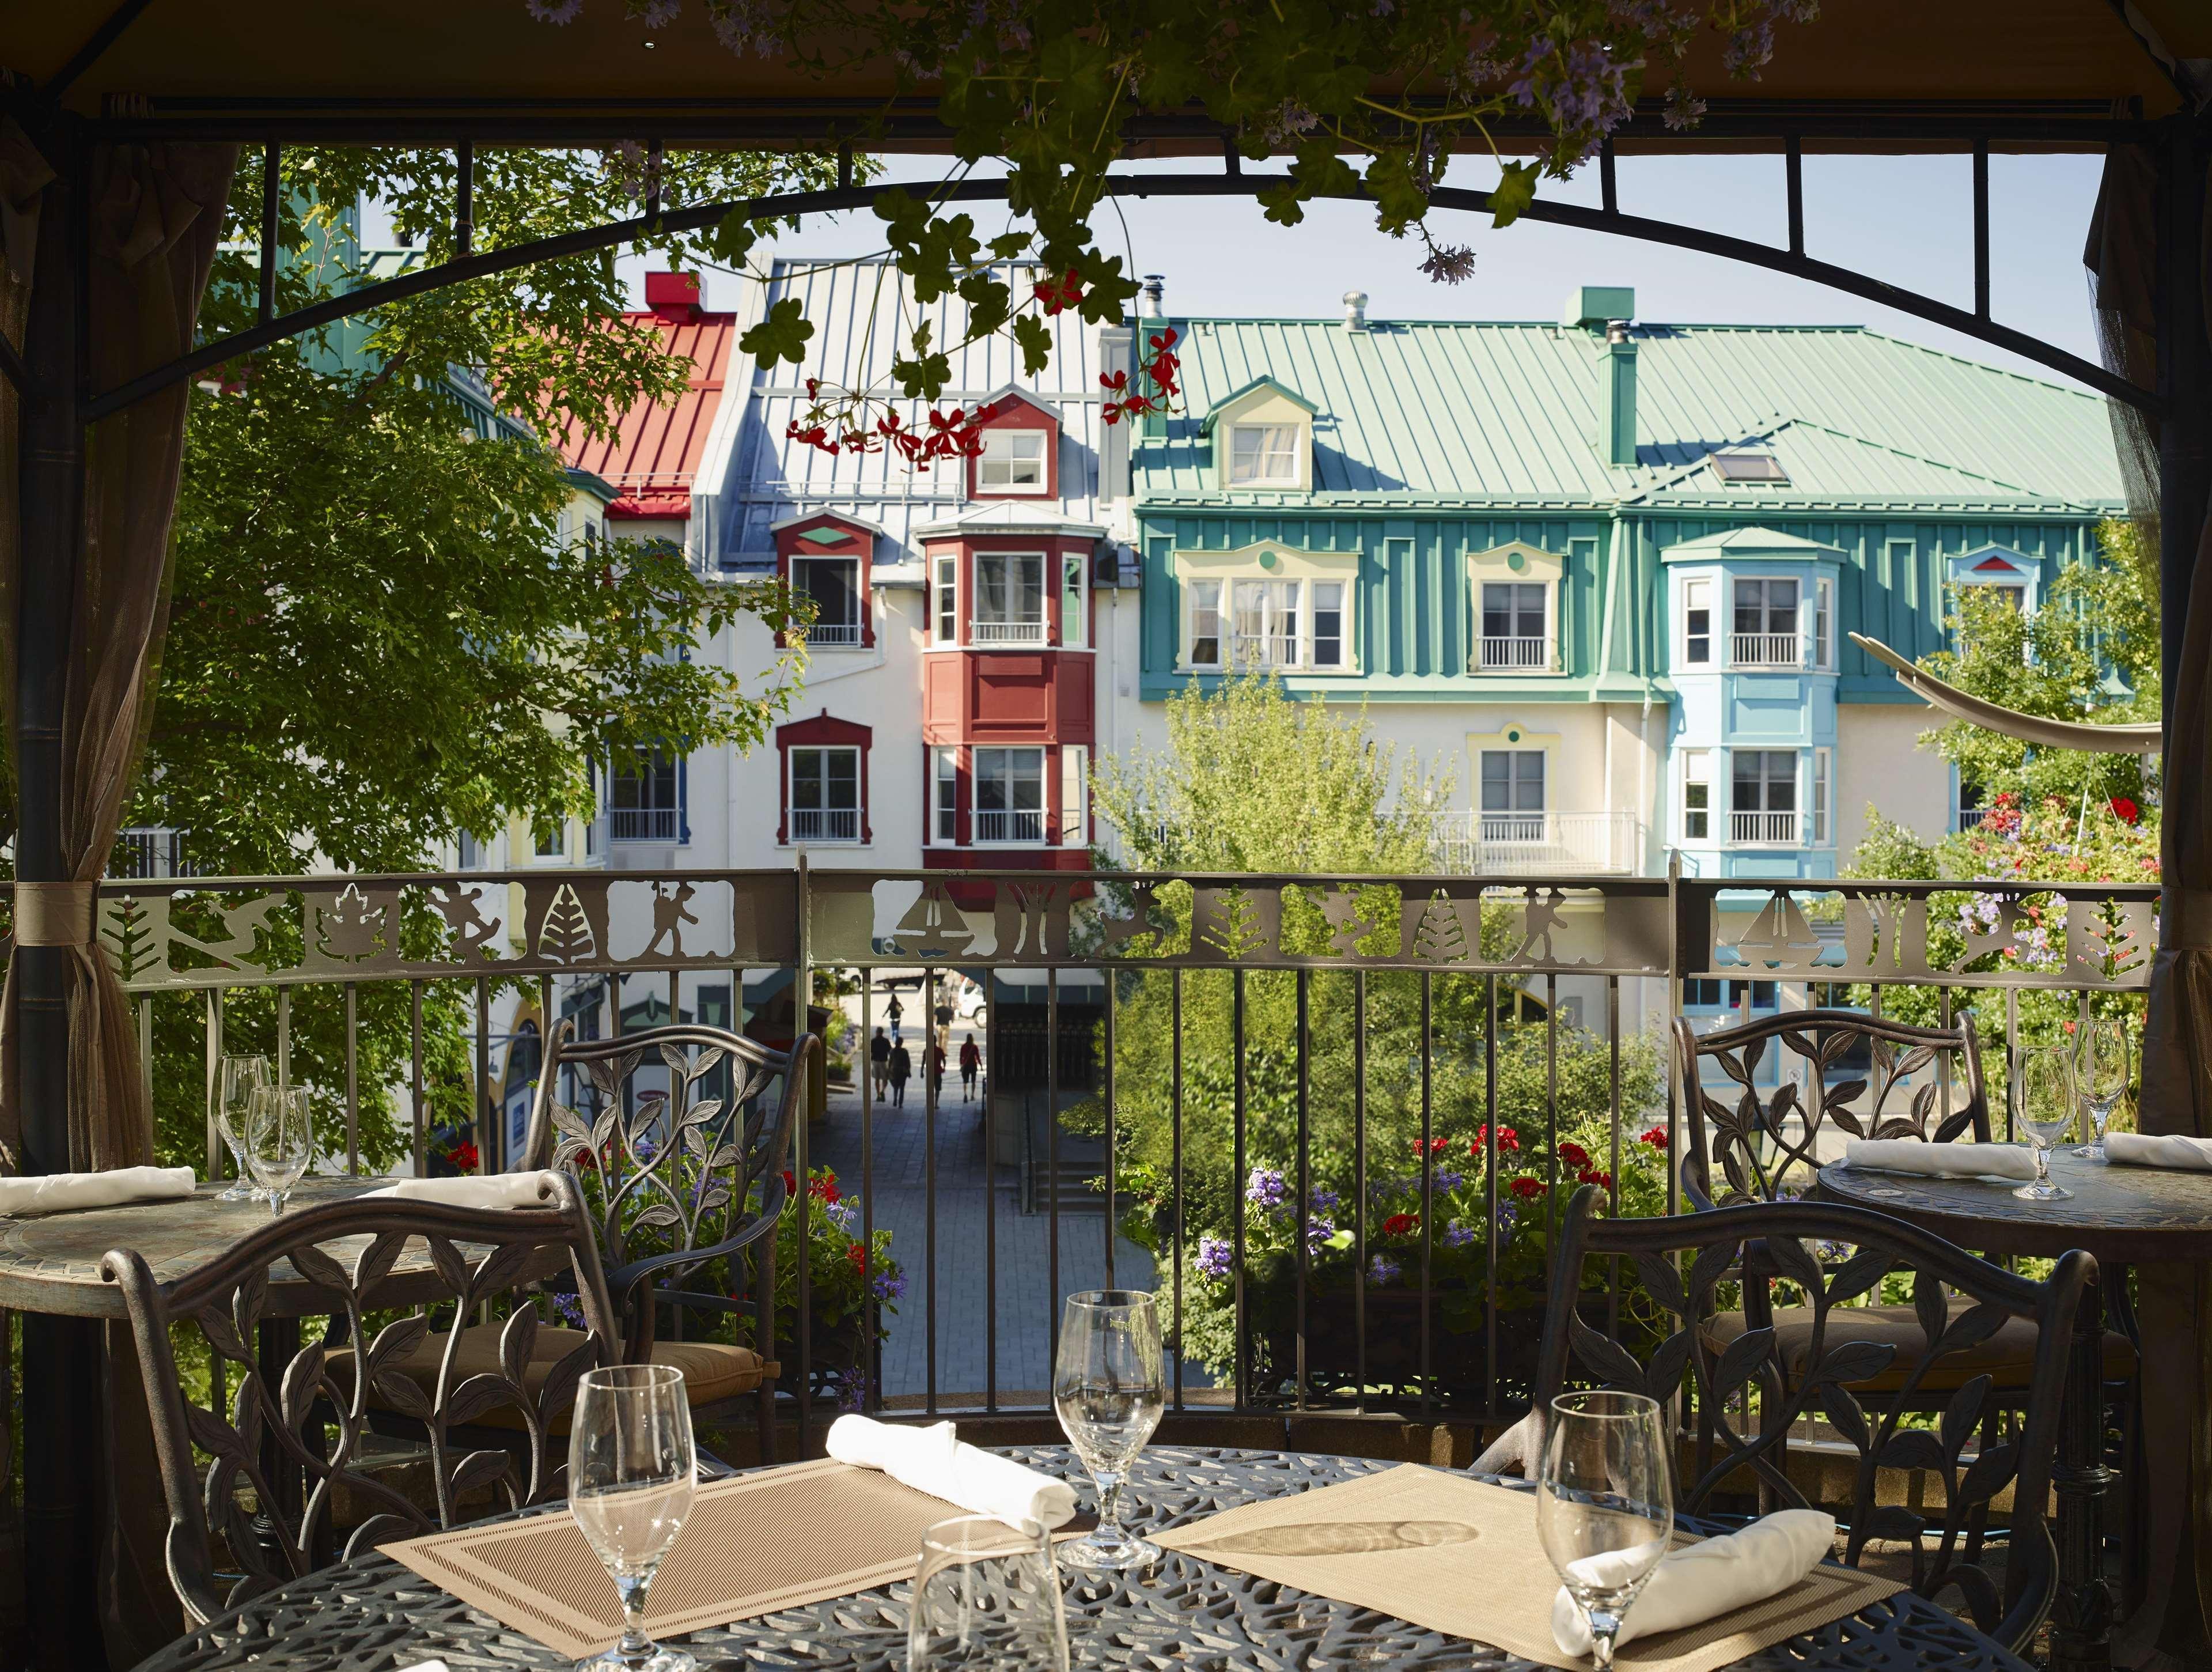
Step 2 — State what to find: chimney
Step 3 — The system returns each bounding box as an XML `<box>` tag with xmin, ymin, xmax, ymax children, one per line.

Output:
<box><xmin>1140</xmin><ymin>274</ymin><xmax>1166</xmax><ymax>318</ymax></box>
<box><xmin>1601</xmin><ymin>319</ymin><xmax>1638</xmax><ymax>467</ymax></box>
<box><xmin>645</xmin><ymin>270</ymin><xmax>702</xmax><ymax>323</ymax></box>
<box><xmin>1342</xmin><ymin>289</ymin><xmax>1369</xmax><ymax>332</ymax></box>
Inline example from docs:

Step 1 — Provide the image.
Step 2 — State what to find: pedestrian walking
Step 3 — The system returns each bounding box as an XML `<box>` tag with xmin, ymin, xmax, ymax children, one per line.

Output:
<box><xmin>929</xmin><ymin>1041</ymin><xmax>946</xmax><ymax>1101</ymax></box>
<box><xmin>869</xmin><ymin>1026</ymin><xmax>891</xmax><ymax>1100</ymax></box>
<box><xmin>959</xmin><ymin>1036</ymin><xmax>981</xmax><ymax>1101</ymax></box>
<box><xmin>888</xmin><ymin>1039</ymin><xmax>912</xmax><ymax>1109</ymax></box>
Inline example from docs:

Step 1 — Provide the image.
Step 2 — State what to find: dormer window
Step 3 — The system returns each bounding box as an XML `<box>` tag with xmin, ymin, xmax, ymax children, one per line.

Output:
<box><xmin>1711</xmin><ymin>451</ymin><xmax>1789</xmax><ymax>486</ymax></box>
<box><xmin>1229</xmin><ymin>424</ymin><xmax>1301</xmax><ymax>486</ymax></box>
<box><xmin>791</xmin><ymin>550</ymin><xmax>862</xmax><ymax>645</ymax></box>
<box><xmin>978</xmin><ymin>430</ymin><xmax>1050</xmax><ymax>494</ymax></box>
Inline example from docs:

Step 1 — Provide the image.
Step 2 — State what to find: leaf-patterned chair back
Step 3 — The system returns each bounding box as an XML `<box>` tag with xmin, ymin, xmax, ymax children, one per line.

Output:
<box><xmin>521</xmin><ymin>1022</ymin><xmax>806</xmax><ymax>1361</ymax></box>
<box><xmin>103</xmin><ymin>1178</ymin><xmax>620</xmax><ymax>1629</ymax></box>
<box><xmin>1529</xmin><ymin>1185</ymin><xmax>2088</xmax><ymax>1654</ymax></box>
<box><xmin>1673</xmin><ymin>1008</ymin><xmax>1988</xmax><ymax>1208</ymax></box>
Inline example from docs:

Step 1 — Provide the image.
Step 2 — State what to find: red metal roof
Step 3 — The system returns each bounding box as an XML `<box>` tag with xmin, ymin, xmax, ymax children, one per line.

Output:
<box><xmin>558</xmin><ymin>285</ymin><xmax>733</xmax><ymax>521</ymax></box>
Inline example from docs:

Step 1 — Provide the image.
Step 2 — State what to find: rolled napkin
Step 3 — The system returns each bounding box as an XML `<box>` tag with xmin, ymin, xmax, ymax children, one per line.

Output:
<box><xmin>1843</xmin><ymin>1139</ymin><xmax>2037</xmax><ymax>1183</ymax></box>
<box><xmin>1552</xmin><ymin>1508</ymin><xmax>1835</xmax><ymax>1656</ymax></box>
<box><xmin>363</xmin><ymin>1171</ymin><xmax>563</xmax><ymax>1209</ymax></box>
<box><xmin>0</xmin><ymin>1166</ymin><xmax>196</xmax><ymax>1217</ymax></box>
<box><xmin>825</xmin><ymin>1413</ymin><xmax>1077</xmax><ymax>1531</ymax></box>
<box><xmin>2105</xmin><ymin>1131</ymin><xmax>2212</xmax><ymax>1171</ymax></box>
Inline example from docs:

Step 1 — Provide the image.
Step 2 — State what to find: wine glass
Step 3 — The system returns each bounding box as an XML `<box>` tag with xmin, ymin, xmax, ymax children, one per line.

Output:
<box><xmin>907</xmin><ymin>1515</ymin><xmax>1069</xmax><ymax>1671</ymax></box>
<box><xmin>1051</xmin><ymin>1289</ymin><xmax>1165</xmax><ymax>1570</ymax></box>
<box><xmin>569</xmin><ymin>1364</ymin><xmax>698</xmax><ymax>1672</ymax></box>
<box><xmin>216</xmin><ymin>1055</ymin><xmax>270</xmax><ymax>1201</ymax></box>
<box><xmin>1536</xmin><ymin>1390</ymin><xmax>1675</xmax><ymax>1671</ymax></box>
<box><xmin>243</xmin><ymin>1084</ymin><xmax>313</xmax><ymax>1216</ymax></box>
<box><xmin>2014</xmin><ymin>1046</ymin><xmax>2076</xmax><ymax>1201</ymax></box>
<box><xmin>2072</xmin><ymin>1016</ymin><xmax>2131</xmax><ymax>1160</ymax></box>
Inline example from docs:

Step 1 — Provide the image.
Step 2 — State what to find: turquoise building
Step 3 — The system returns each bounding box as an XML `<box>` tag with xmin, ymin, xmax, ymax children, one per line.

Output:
<box><xmin>1122</xmin><ymin>285</ymin><xmax>2125</xmax><ymax>879</ymax></box>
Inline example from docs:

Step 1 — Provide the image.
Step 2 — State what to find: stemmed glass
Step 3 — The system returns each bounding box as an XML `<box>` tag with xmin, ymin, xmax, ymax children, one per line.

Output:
<box><xmin>1536</xmin><ymin>1390</ymin><xmax>1676</xmax><ymax>1671</ymax></box>
<box><xmin>1051</xmin><ymin>1289</ymin><xmax>1165</xmax><ymax>1570</ymax></box>
<box><xmin>570</xmin><ymin>1364</ymin><xmax>698</xmax><ymax>1672</ymax></box>
<box><xmin>216</xmin><ymin>1055</ymin><xmax>270</xmax><ymax>1201</ymax></box>
<box><xmin>2072</xmin><ymin>1016</ymin><xmax>2131</xmax><ymax>1160</ymax></box>
<box><xmin>2014</xmin><ymin>1046</ymin><xmax>2077</xmax><ymax>1201</ymax></box>
<box><xmin>243</xmin><ymin>1085</ymin><xmax>313</xmax><ymax>1216</ymax></box>
<box><xmin>907</xmin><ymin>1515</ymin><xmax>1070</xmax><ymax>1671</ymax></box>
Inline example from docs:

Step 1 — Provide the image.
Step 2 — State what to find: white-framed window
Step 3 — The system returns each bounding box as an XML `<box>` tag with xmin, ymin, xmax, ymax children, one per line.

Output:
<box><xmin>1732</xmin><ymin>578</ymin><xmax>1800</xmax><ymax>667</ymax></box>
<box><xmin>1312</xmin><ymin>581</ymin><xmax>1344</xmax><ymax>668</ymax></box>
<box><xmin>1813</xmin><ymin>577</ymin><xmax>1834</xmax><ymax>670</ymax></box>
<box><xmin>791</xmin><ymin>554</ymin><xmax>863</xmax><ymax>646</ymax></box>
<box><xmin>978</xmin><ymin>430</ymin><xmax>1048</xmax><ymax>494</ymax></box>
<box><xmin>611</xmin><ymin>747</ymin><xmax>684</xmax><ymax>843</ymax></box>
<box><xmin>1228</xmin><ymin>423</ymin><xmax>1300</xmax><ymax>486</ymax></box>
<box><xmin>1060</xmin><ymin>553</ymin><xmax>1086</xmax><ymax>648</ymax></box>
<box><xmin>1479</xmin><ymin>582</ymin><xmax>1551</xmax><ymax>671</ymax></box>
<box><xmin>1813</xmin><ymin>746</ymin><xmax>1832</xmax><ymax>845</ymax></box>
<box><xmin>974</xmin><ymin>551</ymin><xmax>1047</xmax><ymax>644</ymax></box>
<box><xmin>789</xmin><ymin>746</ymin><xmax>861</xmax><ymax>843</ymax></box>
<box><xmin>535</xmin><ymin>822</ymin><xmax>565</xmax><ymax>859</ymax></box>
<box><xmin>1479</xmin><ymin>749</ymin><xmax>1546</xmax><ymax>842</ymax></box>
<box><xmin>932</xmin><ymin>747</ymin><xmax>960</xmax><ymax>843</ymax></box>
<box><xmin>934</xmin><ymin>554</ymin><xmax>958</xmax><ymax>644</ymax></box>
<box><xmin>1233</xmin><ymin>578</ymin><xmax>1301</xmax><ymax>668</ymax></box>
<box><xmin>974</xmin><ymin>746</ymin><xmax>1047</xmax><ymax>843</ymax></box>
<box><xmin>1186</xmin><ymin>577</ymin><xmax>1224</xmax><ymax>668</ymax></box>
<box><xmin>1682</xmin><ymin>578</ymin><xmax>1711</xmax><ymax>665</ymax></box>
<box><xmin>1731</xmin><ymin>750</ymin><xmax>1798</xmax><ymax>844</ymax></box>
<box><xmin>1060</xmin><ymin>745</ymin><xmax>1088</xmax><ymax>848</ymax></box>
<box><xmin>457</xmin><ymin>829</ymin><xmax>484</xmax><ymax>869</ymax></box>
<box><xmin>1681</xmin><ymin>749</ymin><xmax>1711</xmax><ymax>840</ymax></box>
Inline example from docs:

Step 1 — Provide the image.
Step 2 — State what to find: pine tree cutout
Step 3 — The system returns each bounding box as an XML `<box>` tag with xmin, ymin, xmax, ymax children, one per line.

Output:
<box><xmin>1410</xmin><ymin>890</ymin><xmax>1469</xmax><ymax>964</ymax></box>
<box><xmin>538</xmin><ymin>883</ymin><xmax>599</xmax><ymax>964</ymax></box>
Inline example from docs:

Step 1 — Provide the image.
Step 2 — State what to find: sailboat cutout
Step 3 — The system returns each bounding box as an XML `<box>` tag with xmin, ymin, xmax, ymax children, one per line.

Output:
<box><xmin>889</xmin><ymin>883</ymin><xmax>975</xmax><ymax>960</ymax></box>
<box><xmin>1734</xmin><ymin>889</ymin><xmax>1821</xmax><ymax>968</ymax></box>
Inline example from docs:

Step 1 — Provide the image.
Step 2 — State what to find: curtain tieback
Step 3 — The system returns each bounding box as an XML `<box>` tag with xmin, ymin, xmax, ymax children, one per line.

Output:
<box><xmin>2162</xmin><ymin>887</ymin><xmax>2212</xmax><ymax>952</ymax></box>
<box><xmin>14</xmin><ymin>882</ymin><xmax>99</xmax><ymax>947</ymax></box>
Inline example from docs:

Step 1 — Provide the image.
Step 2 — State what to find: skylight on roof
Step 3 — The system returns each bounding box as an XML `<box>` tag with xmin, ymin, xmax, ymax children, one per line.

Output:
<box><xmin>1710</xmin><ymin>451</ymin><xmax>1790</xmax><ymax>485</ymax></box>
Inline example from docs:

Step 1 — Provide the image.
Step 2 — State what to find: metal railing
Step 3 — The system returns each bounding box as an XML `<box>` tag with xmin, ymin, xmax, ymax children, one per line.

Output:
<box><xmin>790</xmin><ymin>808</ymin><xmax>861</xmax><ymax>842</ymax></box>
<box><xmin>1427</xmin><ymin>810</ymin><xmax>1644</xmax><ymax>875</ymax></box>
<box><xmin>1475</xmin><ymin>635</ymin><xmax>1555</xmax><ymax>671</ymax></box>
<box><xmin>974</xmin><ymin>808</ymin><xmax>1047</xmax><ymax>843</ymax></box>
<box><xmin>804</xmin><ymin>622</ymin><xmax>864</xmax><ymax>646</ymax></box>
<box><xmin>1730</xmin><ymin>632</ymin><xmax>1804</xmax><ymax>667</ymax></box>
<box><xmin>610</xmin><ymin>808</ymin><xmax>682</xmax><ymax>842</ymax></box>
<box><xmin>1731</xmin><ymin>809</ymin><xmax>1800</xmax><ymax>844</ymax></box>
<box><xmin>971</xmin><ymin>619</ymin><xmax>1048</xmax><ymax>645</ymax></box>
<box><xmin>17</xmin><ymin>864</ymin><xmax>2152</xmax><ymax>1439</ymax></box>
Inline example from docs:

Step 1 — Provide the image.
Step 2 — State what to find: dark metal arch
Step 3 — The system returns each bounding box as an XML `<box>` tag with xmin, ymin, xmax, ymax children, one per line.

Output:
<box><xmin>92</xmin><ymin>162</ymin><xmax>2153</xmax><ymax>421</ymax></box>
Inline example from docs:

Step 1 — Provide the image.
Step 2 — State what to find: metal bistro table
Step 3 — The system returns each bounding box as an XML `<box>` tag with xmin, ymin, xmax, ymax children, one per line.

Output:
<box><xmin>132</xmin><ymin>1444</ymin><xmax>2032</xmax><ymax>1672</ymax></box>
<box><xmin>1818</xmin><ymin>1150</ymin><xmax>2212</xmax><ymax>1672</ymax></box>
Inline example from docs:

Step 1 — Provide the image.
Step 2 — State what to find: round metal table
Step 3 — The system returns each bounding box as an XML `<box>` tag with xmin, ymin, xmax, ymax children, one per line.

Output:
<box><xmin>132</xmin><ymin>1444</ymin><xmax>2031</xmax><ymax>1672</ymax></box>
<box><xmin>1818</xmin><ymin>1150</ymin><xmax>2212</xmax><ymax>1672</ymax></box>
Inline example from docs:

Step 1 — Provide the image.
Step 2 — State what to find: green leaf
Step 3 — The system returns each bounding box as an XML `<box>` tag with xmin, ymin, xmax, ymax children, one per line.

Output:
<box><xmin>891</xmin><ymin>351</ymin><xmax>953</xmax><ymax>400</ymax></box>
<box><xmin>987</xmin><ymin>233</ymin><xmax>1031</xmax><ymax>260</ymax></box>
<box><xmin>706</xmin><ymin>209</ymin><xmax>760</xmax><ymax>268</ymax></box>
<box><xmin>1490</xmin><ymin>161</ymin><xmax>1540</xmax><ymax>229</ymax></box>
<box><xmin>1012</xmin><ymin>313</ymin><xmax>1054</xmax><ymax>377</ymax></box>
<box><xmin>739</xmin><ymin>297</ymin><xmax>816</xmax><ymax>368</ymax></box>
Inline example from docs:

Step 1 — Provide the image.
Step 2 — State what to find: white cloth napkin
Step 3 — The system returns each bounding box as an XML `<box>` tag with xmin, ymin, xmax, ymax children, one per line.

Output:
<box><xmin>1843</xmin><ymin>1139</ymin><xmax>2037</xmax><ymax>1182</ymax></box>
<box><xmin>825</xmin><ymin>1414</ymin><xmax>1077</xmax><ymax>1531</ymax></box>
<box><xmin>363</xmin><ymin>1171</ymin><xmax>562</xmax><ymax>1209</ymax></box>
<box><xmin>2104</xmin><ymin>1131</ymin><xmax>2212</xmax><ymax>1171</ymax></box>
<box><xmin>0</xmin><ymin>1166</ymin><xmax>196</xmax><ymax>1217</ymax></box>
<box><xmin>397</xmin><ymin>1663</ymin><xmax>451</xmax><ymax>1672</ymax></box>
<box><xmin>1551</xmin><ymin>1509</ymin><xmax>1835</xmax><ymax>1656</ymax></box>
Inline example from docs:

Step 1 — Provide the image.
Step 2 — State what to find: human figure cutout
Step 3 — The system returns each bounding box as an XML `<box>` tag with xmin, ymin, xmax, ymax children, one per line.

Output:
<box><xmin>643</xmin><ymin>879</ymin><xmax>700</xmax><ymax>959</ymax></box>
<box><xmin>1516</xmin><ymin>887</ymin><xmax>1567</xmax><ymax>963</ymax></box>
<box><xmin>433</xmin><ymin>884</ymin><xmax>502</xmax><ymax>962</ymax></box>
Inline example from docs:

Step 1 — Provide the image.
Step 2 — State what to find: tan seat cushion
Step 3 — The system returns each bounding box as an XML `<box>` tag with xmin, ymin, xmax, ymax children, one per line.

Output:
<box><xmin>331</xmin><ymin>1323</ymin><xmax>775</xmax><ymax>1432</ymax></box>
<box><xmin>1702</xmin><ymin>1299</ymin><xmax>2135</xmax><ymax>1393</ymax></box>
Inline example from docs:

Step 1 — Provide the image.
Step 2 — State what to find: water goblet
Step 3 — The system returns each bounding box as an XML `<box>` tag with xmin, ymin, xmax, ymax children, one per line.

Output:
<box><xmin>1051</xmin><ymin>1289</ymin><xmax>1164</xmax><ymax>1570</ymax></box>
<box><xmin>1536</xmin><ymin>1390</ymin><xmax>1675</xmax><ymax>1671</ymax></box>
<box><xmin>570</xmin><ymin>1364</ymin><xmax>698</xmax><ymax>1672</ymax></box>
<box><xmin>2072</xmin><ymin>1016</ymin><xmax>2130</xmax><ymax>1160</ymax></box>
<box><xmin>907</xmin><ymin>1515</ymin><xmax>1069</xmax><ymax>1671</ymax></box>
<box><xmin>216</xmin><ymin>1054</ymin><xmax>270</xmax><ymax>1201</ymax></box>
<box><xmin>243</xmin><ymin>1084</ymin><xmax>313</xmax><ymax>1215</ymax></box>
<box><xmin>2014</xmin><ymin>1046</ymin><xmax>2076</xmax><ymax>1201</ymax></box>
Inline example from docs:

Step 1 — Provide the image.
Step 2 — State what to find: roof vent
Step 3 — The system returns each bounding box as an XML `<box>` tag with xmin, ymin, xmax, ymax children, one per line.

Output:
<box><xmin>1710</xmin><ymin>451</ymin><xmax>1790</xmax><ymax>485</ymax></box>
<box><xmin>1140</xmin><ymin>274</ymin><xmax>1166</xmax><ymax>317</ymax></box>
<box><xmin>644</xmin><ymin>270</ymin><xmax>702</xmax><ymax>323</ymax></box>
<box><xmin>1343</xmin><ymin>289</ymin><xmax>1369</xmax><ymax>331</ymax></box>
<box><xmin>1563</xmin><ymin>285</ymin><xmax>1635</xmax><ymax>331</ymax></box>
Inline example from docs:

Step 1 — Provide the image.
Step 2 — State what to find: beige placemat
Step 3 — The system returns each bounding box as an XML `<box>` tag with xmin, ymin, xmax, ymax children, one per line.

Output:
<box><xmin>1154</xmin><ymin>1465</ymin><xmax>1904</xmax><ymax>1672</ymax></box>
<box><xmin>383</xmin><ymin>1457</ymin><xmax>979</xmax><ymax>1660</ymax></box>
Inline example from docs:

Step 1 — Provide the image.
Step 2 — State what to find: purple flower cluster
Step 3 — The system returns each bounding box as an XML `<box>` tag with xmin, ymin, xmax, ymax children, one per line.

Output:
<box><xmin>1196</xmin><ymin>1235</ymin><xmax>1234</xmax><ymax>1281</ymax></box>
<box><xmin>872</xmin><ymin>1269</ymin><xmax>907</xmax><ymax>1303</ymax></box>
<box><xmin>1368</xmin><ymin>1254</ymin><xmax>1401</xmax><ymax>1287</ymax></box>
<box><xmin>1442</xmin><ymin>1223</ymin><xmax>1478</xmax><ymax>1249</ymax></box>
<box><xmin>825</xmin><ymin>1197</ymin><xmax>859</xmax><ymax>1233</ymax></box>
<box><xmin>1246</xmin><ymin>1168</ymin><xmax>1290</xmax><ymax>1211</ymax></box>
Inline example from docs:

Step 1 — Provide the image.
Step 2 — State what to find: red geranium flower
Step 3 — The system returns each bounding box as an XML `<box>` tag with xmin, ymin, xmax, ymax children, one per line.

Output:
<box><xmin>1577</xmin><ymin>1167</ymin><xmax>1614</xmax><ymax>1190</ymax></box>
<box><xmin>1381</xmin><ymin>1212</ymin><xmax>1419</xmax><ymax>1236</ymax></box>
<box><xmin>1558</xmin><ymin>1140</ymin><xmax>1590</xmax><ymax>1168</ymax></box>
<box><xmin>781</xmin><ymin>1170</ymin><xmax>797</xmax><ymax>1197</ymax></box>
<box><xmin>810</xmin><ymin>1174</ymin><xmax>842</xmax><ymax>1204</ymax></box>
<box><xmin>449</xmin><ymin>1139</ymin><xmax>479</xmax><ymax>1174</ymax></box>
<box><xmin>1413</xmin><ymin>1136</ymin><xmax>1450</xmax><ymax>1158</ymax></box>
<box><xmin>2111</xmin><ymin>796</ymin><xmax>2141</xmax><ymax>825</ymax></box>
<box><xmin>846</xmin><ymin>1241</ymin><xmax>868</xmax><ymax>1271</ymax></box>
<box><xmin>1509</xmin><ymin>1176</ymin><xmax>1547</xmax><ymax>1200</ymax></box>
<box><xmin>1639</xmin><ymin>1125</ymin><xmax>1669</xmax><ymax>1151</ymax></box>
<box><xmin>1471</xmin><ymin>1124</ymin><xmax>1521</xmax><ymax>1156</ymax></box>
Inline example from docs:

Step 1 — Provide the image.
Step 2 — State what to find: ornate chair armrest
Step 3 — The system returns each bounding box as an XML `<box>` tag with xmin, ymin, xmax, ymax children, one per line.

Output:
<box><xmin>604</xmin><ymin>1211</ymin><xmax>781</xmax><ymax>1304</ymax></box>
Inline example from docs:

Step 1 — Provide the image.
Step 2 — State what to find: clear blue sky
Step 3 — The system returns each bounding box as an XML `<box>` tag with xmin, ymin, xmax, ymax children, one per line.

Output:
<box><xmin>614</xmin><ymin>149</ymin><xmax>2106</xmax><ymax>387</ymax></box>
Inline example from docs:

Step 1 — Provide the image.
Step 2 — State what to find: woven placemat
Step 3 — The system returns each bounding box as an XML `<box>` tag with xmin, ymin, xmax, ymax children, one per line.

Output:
<box><xmin>382</xmin><ymin>1457</ymin><xmax>969</xmax><ymax>1660</ymax></box>
<box><xmin>1154</xmin><ymin>1464</ymin><xmax>1904</xmax><ymax>1672</ymax></box>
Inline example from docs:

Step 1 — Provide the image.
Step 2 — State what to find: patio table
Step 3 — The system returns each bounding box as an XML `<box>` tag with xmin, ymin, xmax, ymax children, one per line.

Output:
<box><xmin>1817</xmin><ymin>1149</ymin><xmax>2212</xmax><ymax>1672</ymax></box>
<box><xmin>129</xmin><ymin>1443</ymin><xmax>2031</xmax><ymax>1672</ymax></box>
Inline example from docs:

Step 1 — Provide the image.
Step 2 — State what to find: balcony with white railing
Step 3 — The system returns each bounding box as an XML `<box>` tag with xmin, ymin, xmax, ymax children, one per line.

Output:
<box><xmin>789</xmin><ymin>807</ymin><xmax>861</xmax><ymax>843</ymax></box>
<box><xmin>1730</xmin><ymin>632</ymin><xmax>1804</xmax><ymax>668</ymax></box>
<box><xmin>975</xmin><ymin>808</ymin><xmax>1049</xmax><ymax>843</ymax></box>
<box><xmin>1732</xmin><ymin>809</ymin><xmax>1801</xmax><ymax>845</ymax></box>
<box><xmin>1475</xmin><ymin>635</ymin><xmax>1555</xmax><ymax>672</ymax></box>
<box><xmin>971</xmin><ymin>618</ymin><xmax>1048</xmax><ymax>646</ymax></box>
<box><xmin>610</xmin><ymin>807</ymin><xmax>682</xmax><ymax>842</ymax></box>
<box><xmin>805</xmin><ymin>622</ymin><xmax>864</xmax><ymax>647</ymax></box>
<box><xmin>1426</xmin><ymin>809</ymin><xmax>1645</xmax><ymax>875</ymax></box>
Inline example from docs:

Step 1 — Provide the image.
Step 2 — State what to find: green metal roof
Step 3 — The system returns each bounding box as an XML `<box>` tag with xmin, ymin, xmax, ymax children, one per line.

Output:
<box><xmin>1131</xmin><ymin>316</ymin><xmax>2124</xmax><ymax>516</ymax></box>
